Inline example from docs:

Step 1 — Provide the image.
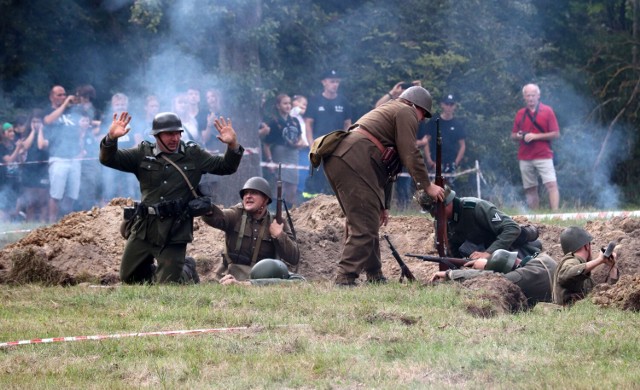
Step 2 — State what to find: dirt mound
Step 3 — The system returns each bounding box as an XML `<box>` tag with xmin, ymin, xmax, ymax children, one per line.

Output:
<box><xmin>460</xmin><ymin>273</ymin><xmax>527</xmax><ymax>316</ymax></box>
<box><xmin>1</xmin><ymin>195</ymin><xmax>640</xmax><ymax>312</ymax></box>
<box><xmin>591</xmin><ymin>275</ymin><xmax>640</xmax><ymax>311</ymax></box>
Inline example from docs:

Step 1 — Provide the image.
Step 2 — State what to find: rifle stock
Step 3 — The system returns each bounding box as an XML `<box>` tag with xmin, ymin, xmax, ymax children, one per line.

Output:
<box><xmin>434</xmin><ymin>118</ymin><xmax>450</xmax><ymax>270</ymax></box>
<box><xmin>276</xmin><ymin>163</ymin><xmax>283</xmax><ymax>224</ymax></box>
<box><xmin>383</xmin><ymin>235</ymin><xmax>416</xmax><ymax>282</ymax></box>
<box><xmin>405</xmin><ymin>253</ymin><xmax>468</xmax><ymax>270</ymax></box>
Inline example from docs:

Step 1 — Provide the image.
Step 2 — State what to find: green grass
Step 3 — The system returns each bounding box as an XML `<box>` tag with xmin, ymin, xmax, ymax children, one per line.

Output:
<box><xmin>1</xmin><ymin>282</ymin><xmax>638</xmax><ymax>389</ymax></box>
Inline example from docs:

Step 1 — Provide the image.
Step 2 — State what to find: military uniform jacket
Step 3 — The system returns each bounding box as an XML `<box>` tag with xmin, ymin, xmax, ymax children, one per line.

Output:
<box><xmin>448</xmin><ymin>197</ymin><xmax>520</xmax><ymax>257</ymax></box>
<box><xmin>552</xmin><ymin>253</ymin><xmax>595</xmax><ymax>305</ymax></box>
<box><xmin>100</xmin><ymin>138</ymin><xmax>243</xmax><ymax>246</ymax></box>
<box><xmin>331</xmin><ymin>100</ymin><xmax>432</xmax><ymax>208</ymax></box>
<box><xmin>449</xmin><ymin>253</ymin><xmax>557</xmax><ymax>307</ymax></box>
<box><xmin>201</xmin><ymin>203</ymin><xmax>299</xmax><ymax>280</ymax></box>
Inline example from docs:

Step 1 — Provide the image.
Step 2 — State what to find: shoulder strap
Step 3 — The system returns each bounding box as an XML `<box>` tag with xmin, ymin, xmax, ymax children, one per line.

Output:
<box><xmin>161</xmin><ymin>154</ymin><xmax>199</xmax><ymax>198</ymax></box>
<box><xmin>352</xmin><ymin>126</ymin><xmax>385</xmax><ymax>153</ymax></box>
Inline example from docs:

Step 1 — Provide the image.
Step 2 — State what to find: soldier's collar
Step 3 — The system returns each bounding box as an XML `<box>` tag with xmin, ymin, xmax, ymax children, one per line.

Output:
<box><xmin>152</xmin><ymin>142</ymin><xmax>185</xmax><ymax>156</ymax></box>
<box><xmin>452</xmin><ymin>197</ymin><xmax>462</xmax><ymax>222</ymax></box>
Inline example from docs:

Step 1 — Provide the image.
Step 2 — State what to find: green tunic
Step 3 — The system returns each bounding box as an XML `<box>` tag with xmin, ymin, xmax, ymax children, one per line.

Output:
<box><xmin>448</xmin><ymin>197</ymin><xmax>521</xmax><ymax>257</ymax></box>
<box><xmin>100</xmin><ymin>137</ymin><xmax>243</xmax><ymax>283</ymax></box>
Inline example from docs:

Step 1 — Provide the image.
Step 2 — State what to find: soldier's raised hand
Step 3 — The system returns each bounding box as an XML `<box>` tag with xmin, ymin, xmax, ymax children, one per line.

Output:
<box><xmin>214</xmin><ymin>117</ymin><xmax>239</xmax><ymax>150</ymax></box>
<box><xmin>108</xmin><ymin>112</ymin><xmax>132</xmax><ymax>140</ymax></box>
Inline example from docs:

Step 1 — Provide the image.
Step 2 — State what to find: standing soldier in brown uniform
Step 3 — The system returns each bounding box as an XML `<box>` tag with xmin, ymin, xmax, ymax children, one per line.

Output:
<box><xmin>100</xmin><ymin>112</ymin><xmax>243</xmax><ymax>284</ymax></box>
<box><xmin>323</xmin><ymin>86</ymin><xmax>445</xmax><ymax>286</ymax></box>
<box><xmin>201</xmin><ymin>176</ymin><xmax>300</xmax><ymax>282</ymax></box>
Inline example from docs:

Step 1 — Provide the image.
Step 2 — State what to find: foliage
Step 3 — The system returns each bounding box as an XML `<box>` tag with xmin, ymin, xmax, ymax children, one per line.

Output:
<box><xmin>1</xmin><ymin>0</ymin><xmax>640</xmax><ymax>208</ymax></box>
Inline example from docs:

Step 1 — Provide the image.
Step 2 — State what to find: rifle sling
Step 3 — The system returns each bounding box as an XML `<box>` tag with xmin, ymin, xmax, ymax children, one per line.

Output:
<box><xmin>161</xmin><ymin>154</ymin><xmax>199</xmax><ymax>198</ymax></box>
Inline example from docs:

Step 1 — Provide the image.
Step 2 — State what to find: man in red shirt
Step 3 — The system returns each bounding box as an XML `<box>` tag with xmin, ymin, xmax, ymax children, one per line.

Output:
<box><xmin>511</xmin><ymin>83</ymin><xmax>560</xmax><ymax>210</ymax></box>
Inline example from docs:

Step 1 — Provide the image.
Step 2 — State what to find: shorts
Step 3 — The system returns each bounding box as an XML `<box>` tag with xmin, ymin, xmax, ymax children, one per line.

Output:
<box><xmin>48</xmin><ymin>157</ymin><xmax>81</xmax><ymax>200</ymax></box>
<box><xmin>519</xmin><ymin>159</ymin><xmax>557</xmax><ymax>189</ymax></box>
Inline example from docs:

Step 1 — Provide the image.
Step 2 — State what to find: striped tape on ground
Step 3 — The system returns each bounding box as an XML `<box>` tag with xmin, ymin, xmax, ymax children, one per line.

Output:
<box><xmin>515</xmin><ymin>210</ymin><xmax>640</xmax><ymax>221</ymax></box>
<box><xmin>0</xmin><ymin>324</ymin><xmax>305</xmax><ymax>348</ymax></box>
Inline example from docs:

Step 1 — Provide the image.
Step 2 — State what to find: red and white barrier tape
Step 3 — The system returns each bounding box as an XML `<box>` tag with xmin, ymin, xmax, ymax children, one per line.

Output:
<box><xmin>515</xmin><ymin>210</ymin><xmax>640</xmax><ymax>221</ymax></box>
<box><xmin>0</xmin><ymin>324</ymin><xmax>305</xmax><ymax>348</ymax></box>
<box><xmin>0</xmin><ymin>229</ymin><xmax>33</xmax><ymax>236</ymax></box>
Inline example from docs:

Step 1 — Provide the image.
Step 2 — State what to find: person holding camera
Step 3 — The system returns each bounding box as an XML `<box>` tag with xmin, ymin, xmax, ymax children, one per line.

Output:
<box><xmin>42</xmin><ymin>85</ymin><xmax>83</xmax><ymax>222</ymax></box>
<box><xmin>511</xmin><ymin>83</ymin><xmax>560</xmax><ymax>210</ymax></box>
<box><xmin>552</xmin><ymin>226</ymin><xmax>618</xmax><ymax>305</ymax></box>
<box><xmin>323</xmin><ymin>86</ymin><xmax>444</xmax><ymax>286</ymax></box>
<box><xmin>100</xmin><ymin>111</ymin><xmax>244</xmax><ymax>284</ymax></box>
<box><xmin>374</xmin><ymin>80</ymin><xmax>422</xmax><ymax>108</ymax></box>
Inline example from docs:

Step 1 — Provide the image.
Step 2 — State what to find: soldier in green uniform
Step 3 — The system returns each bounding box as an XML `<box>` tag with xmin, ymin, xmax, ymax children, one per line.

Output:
<box><xmin>201</xmin><ymin>176</ymin><xmax>300</xmax><ymax>283</ymax></box>
<box><xmin>431</xmin><ymin>249</ymin><xmax>557</xmax><ymax>307</ymax></box>
<box><xmin>100</xmin><ymin>112</ymin><xmax>243</xmax><ymax>284</ymax></box>
<box><xmin>552</xmin><ymin>226</ymin><xmax>618</xmax><ymax>305</ymax></box>
<box><xmin>420</xmin><ymin>187</ymin><xmax>541</xmax><ymax>260</ymax></box>
<box><xmin>322</xmin><ymin>86</ymin><xmax>445</xmax><ymax>286</ymax></box>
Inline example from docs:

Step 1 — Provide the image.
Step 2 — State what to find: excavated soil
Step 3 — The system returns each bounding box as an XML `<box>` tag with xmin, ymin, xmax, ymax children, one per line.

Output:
<box><xmin>1</xmin><ymin>195</ymin><xmax>639</xmax><ymax>313</ymax></box>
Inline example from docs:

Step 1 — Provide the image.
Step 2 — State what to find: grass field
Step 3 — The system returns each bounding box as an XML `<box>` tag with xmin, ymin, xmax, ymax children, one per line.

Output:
<box><xmin>1</xmin><ymin>282</ymin><xmax>638</xmax><ymax>389</ymax></box>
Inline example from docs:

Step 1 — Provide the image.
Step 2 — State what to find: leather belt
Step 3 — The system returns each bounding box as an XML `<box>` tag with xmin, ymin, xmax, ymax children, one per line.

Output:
<box><xmin>351</xmin><ymin>126</ymin><xmax>385</xmax><ymax>154</ymax></box>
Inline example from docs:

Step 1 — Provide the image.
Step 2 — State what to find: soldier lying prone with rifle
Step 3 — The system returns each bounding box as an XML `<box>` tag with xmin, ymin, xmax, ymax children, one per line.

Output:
<box><xmin>414</xmin><ymin>185</ymin><xmax>543</xmax><ymax>262</ymax></box>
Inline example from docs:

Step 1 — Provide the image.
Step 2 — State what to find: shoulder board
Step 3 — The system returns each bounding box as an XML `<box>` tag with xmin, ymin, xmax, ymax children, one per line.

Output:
<box><xmin>141</xmin><ymin>140</ymin><xmax>152</xmax><ymax>147</ymax></box>
<box><xmin>461</xmin><ymin>199</ymin><xmax>476</xmax><ymax>209</ymax></box>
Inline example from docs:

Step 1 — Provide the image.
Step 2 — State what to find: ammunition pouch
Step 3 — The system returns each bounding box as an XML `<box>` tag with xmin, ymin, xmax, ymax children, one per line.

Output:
<box><xmin>381</xmin><ymin>146</ymin><xmax>402</xmax><ymax>180</ymax></box>
<box><xmin>120</xmin><ymin>203</ymin><xmax>140</xmax><ymax>240</ymax></box>
<box><xmin>138</xmin><ymin>199</ymin><xmax>186</xmax><ymax>219</ymax></box>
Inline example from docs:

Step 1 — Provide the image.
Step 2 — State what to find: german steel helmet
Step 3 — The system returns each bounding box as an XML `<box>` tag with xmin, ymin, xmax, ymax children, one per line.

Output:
<box><xmin>151</xmin><ymin>112</ymin><xmax>184</xmax><ymax>135</ymax></box>
<box><xmin>239</xmin><ymin>176</ymin><xmax>273</xmax><ymax>204</ymax></box>
<box><xmin>486</xmin><ymin>249</ymin><xmax>518</xmax><ymax>273</ymax></box>
<box><xmin>250</xmin><ymin>259</ymin><xmax>290</xmax><ymax>279</ymax></box>
<box><xmin>414</xmin><ymin>184</ymin><xmax>455</xmax><ymax>213</ymax></box>
<box><xmin>560</xmin><ymin>226</ymin><xmax>593</xmax><ymax>254</ymax></box>
<box><xmin>399</xmin><ymin>86</ymin><xmax>433</xmax><ymax>118</ymax></box>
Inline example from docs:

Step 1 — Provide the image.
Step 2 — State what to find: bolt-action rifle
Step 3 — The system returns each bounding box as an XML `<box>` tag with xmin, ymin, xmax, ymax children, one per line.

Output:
<box><xmin>404</xmin><ymin>254</ymin><xmax>468</xmax><ymax>270</ymax></box>
<box><xmin>276</xmin><ymin>163</ymin><xmax>283</xmax><ymax>224</ymax></box>
<box><xmin>434</xmin><ymin>118</ymin><xmax>450</xmax><ymax>270</ymax></box>
<box><xmin>383</xmin><ymin>234</ymin><xmax>416</xmax><ymax>282</ymax></box>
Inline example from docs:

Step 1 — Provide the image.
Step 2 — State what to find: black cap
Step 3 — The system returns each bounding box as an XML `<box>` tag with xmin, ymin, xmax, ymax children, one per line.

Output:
<box><xmin>321</xmin><ymin>69</ymin><xmax>341</xmax><ymax>80</ymax></box>
<box><xmin>442</xmin><ymin>94</ymin><xmax>456</xmax><ymax>104</ymax></box>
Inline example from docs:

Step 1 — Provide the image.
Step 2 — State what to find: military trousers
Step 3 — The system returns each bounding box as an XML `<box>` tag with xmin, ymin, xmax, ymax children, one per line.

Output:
<box><xmin>324</xmin><ymin>155</ymin><xmax>383</xmax><ymax>281</ymax></box>
<box><xmin>120</xmin><ymin>236</ymin><xmax>194</xmax><ymax>284</ymax></box>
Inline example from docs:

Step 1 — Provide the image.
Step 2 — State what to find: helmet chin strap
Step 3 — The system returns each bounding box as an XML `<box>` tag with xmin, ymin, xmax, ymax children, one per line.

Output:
<box><xmin>155</xmin><ymin>135</ymin><xmax>178</xmax><ymax>153</ymax></box>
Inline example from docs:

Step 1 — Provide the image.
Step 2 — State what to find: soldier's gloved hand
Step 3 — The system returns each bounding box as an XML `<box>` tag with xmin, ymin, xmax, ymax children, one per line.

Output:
<box><xmin>188</xmin><ymin>196</ymin><xmax>215</xmax><ymax>217</ymax></box>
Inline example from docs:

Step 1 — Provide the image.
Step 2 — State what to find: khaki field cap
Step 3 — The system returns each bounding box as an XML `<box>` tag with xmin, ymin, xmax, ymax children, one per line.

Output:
<box><xmin>560</xmin><ymin>226</ymin><xmax>593</xmax><ymax>254</ymax></box>
<box><xmin>399</xmin><ymin>86</ymin><xmax>433</xmax><ymax>118</ymax></box>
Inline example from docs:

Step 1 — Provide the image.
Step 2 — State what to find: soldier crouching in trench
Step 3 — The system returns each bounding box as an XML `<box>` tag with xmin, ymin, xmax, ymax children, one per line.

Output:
<box><xmin>201</xmin><ymin>176</ymin><xmax>304</xmax><ymax>286</ymax></box>
<box><xmin>100</xmin><ymin>112</ymin><xmax>243</xmax><ymax>284</ymax></box>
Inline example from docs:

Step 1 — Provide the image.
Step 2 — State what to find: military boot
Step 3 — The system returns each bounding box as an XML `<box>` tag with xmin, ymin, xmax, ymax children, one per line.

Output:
<box><xmin>334</xmin><ymin>273</ymin><xmax>357</xmax><ymax>287</ymax></box>
<box><xmin>365</xmin><ymin>271</ymin><xmax>388</xmax><ymax>284</ymax></box>
<box><xmin>183</xmin><ymin>257</ymin><xmax>200</xmax><ymax>284</ymax></box>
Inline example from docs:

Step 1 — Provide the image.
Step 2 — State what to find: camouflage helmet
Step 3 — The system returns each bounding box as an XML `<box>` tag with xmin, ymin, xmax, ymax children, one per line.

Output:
<box><xmin>239</xmin><ymin>177</ymin><xmax>273</xmax><ymax>204</ymax></box>
<box><xmin>486</xmin><ymin>249</ymin><xmax>518</xmax><ymax>274</ymax></box>
<box><xmin>560</xmin><ymin>226</ymin><xmax>593</xmax><ymax>255</ymax></box>
<box><xmin>250</xmin><ymin>258</ymin><xmax>290</xmax><ymax>279</ymax></box>
<box><xmin>414</xmin><ymin>185</ymin><xmax>455</xmax><ymax>213</ymax></box>
<box><xmin>151</xmin><ymin>112</ymin><xmax>184</xmax><ymax>135</ymax></box>
<box><xmin>399</xmin><ymin>86</ymin><xmax>433</xmax><ymax>118</ymax></box>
